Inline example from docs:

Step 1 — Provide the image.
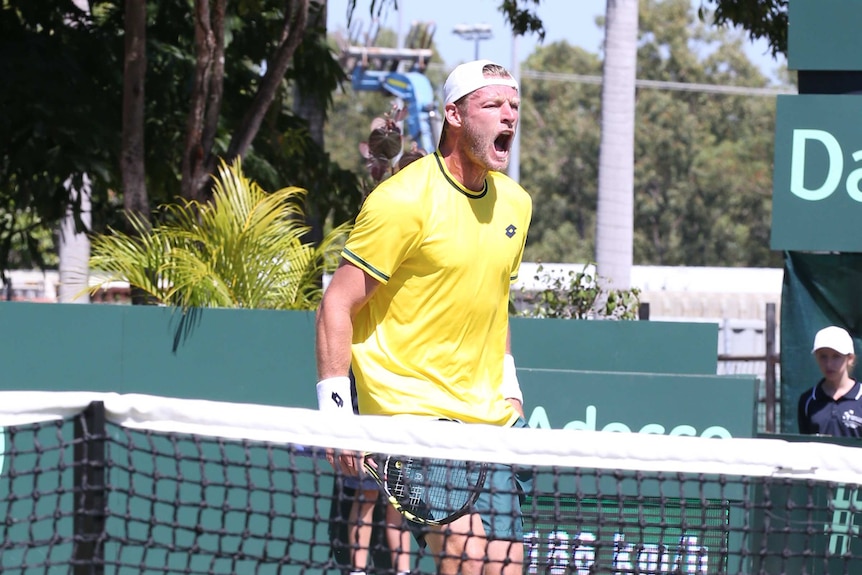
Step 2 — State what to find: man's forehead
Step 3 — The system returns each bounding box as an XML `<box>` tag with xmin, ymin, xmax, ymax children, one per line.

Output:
<box><xmin>466</xmin><ymin>83</ymin><xmax>520</xmax><ymax>102</ymax></box>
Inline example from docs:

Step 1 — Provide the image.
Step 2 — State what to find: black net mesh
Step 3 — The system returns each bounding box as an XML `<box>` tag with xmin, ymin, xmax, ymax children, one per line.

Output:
<box><xmin>1</xmin><ymin>399</ymin><xmax>861</xmax><ymax>575</ymax></box>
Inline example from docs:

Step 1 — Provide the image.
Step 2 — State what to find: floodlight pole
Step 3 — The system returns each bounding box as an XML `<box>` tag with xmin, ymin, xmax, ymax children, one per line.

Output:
<box><xmin>453</xmin><ymin>23</ymin><xmax>493</xmax><ymax>60</ymax></box>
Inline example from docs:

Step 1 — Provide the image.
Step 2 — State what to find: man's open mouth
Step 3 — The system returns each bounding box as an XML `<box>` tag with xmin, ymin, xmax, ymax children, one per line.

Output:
<box><xmin>494</xmin><ymin>133</ymin><xmax>512</xmax><ymax>152</ymax></box>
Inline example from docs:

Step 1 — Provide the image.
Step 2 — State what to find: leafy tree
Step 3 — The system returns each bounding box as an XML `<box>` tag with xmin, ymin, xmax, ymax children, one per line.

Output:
<box><xmin>121</xmin><ymin>0</ymin><xmax>148</xmax><ymax>225</ymax></box>
<box><xmin>179</xmin><ymin>0</ymin><xmax>312</xmax><ymax>203</ymax></box>
<box><xmin>346</xmin><ymin>0</ymin><xmax>789</xmax><ymax>61</ymax></box>
<box><xmin>0</xmin><ymin>0</ymin><xmax>360</xmax><ymax>282</ymax></box>
<box><xmin>518</xmin><ymin>0</ymin><xmax>781</xmax><ymax>267</ymax></box>
<box><xmin>519</xmin><ymin>43</ymin><xmax>602</xmax><ymax>264</ymax></box>
<box><xmin>0</xmin><ymin>2</ymin><xmax>121</xmax><ymax>279</ymax></box>
<box><xmin>345</xmin><ymin>0</ymin><xmax>546</xmax><ymax>42</ymax></box>
<box><xmin>632</xmin><ymin>0</ymin><xmax>779</xmax><ymax>267</ymax></box>
<box><xmin>699</xmin><ymin>0</ymin><xmax>787</xmax><ymax>58</ymax></box>
<box><xmin>88</xmin><ymin>159</ymin><xmax>350</xmax><ymax>310</ymax></box>
<box><xmin>1</xmin><ymin>0</ymin><xmax>792</xmax><ymax>285</ymax></box>
<box><xmin>292</xmin><ymin>1</ymin><xmax>331</xmax><ymax>247</ymax></box>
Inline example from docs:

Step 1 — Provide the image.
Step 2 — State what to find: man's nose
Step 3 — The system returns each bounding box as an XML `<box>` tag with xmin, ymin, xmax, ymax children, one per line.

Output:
<box><xmin>501</xmin><ymin>102</ymin><xmax>518</xmax><ymax>123</ymax></box>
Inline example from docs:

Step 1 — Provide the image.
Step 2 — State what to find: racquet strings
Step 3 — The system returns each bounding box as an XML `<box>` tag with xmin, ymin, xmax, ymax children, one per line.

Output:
<box><xmin>385</xmin><ymin>456</ymin><xmax>481</xmax><ymax>521</ymax></box>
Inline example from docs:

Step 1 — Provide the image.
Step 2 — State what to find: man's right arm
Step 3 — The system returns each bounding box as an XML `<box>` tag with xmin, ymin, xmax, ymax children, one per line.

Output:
<box><xmin>315</xmin><ymin>260</ymin><xmax>380</xmax><ymax>474</ymax></box>
<box><xmin>315</xmin><ymin>260</ymin><xmax>380</xmax><ymax>396</ymax></box>
<box><xmin>315</xmin><ymin>261</ymin><xmax>378</xmax><ymax>413</ymax></box>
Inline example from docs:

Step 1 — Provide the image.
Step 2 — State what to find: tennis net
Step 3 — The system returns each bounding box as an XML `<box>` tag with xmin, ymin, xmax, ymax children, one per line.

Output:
<box><xmin>1</xmin><ymin>391</ymin><xmax>861</xmax><ymax>574</ymax></box>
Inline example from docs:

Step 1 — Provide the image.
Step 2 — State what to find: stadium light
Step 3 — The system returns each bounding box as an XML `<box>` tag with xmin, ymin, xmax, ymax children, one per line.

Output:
<box><xmin>453</xmin><ymin>23</ymin><xmax>493</xmax><ymax>60</ymax></box>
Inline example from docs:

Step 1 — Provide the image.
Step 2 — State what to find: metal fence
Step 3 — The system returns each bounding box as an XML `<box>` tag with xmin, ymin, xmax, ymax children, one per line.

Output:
<box><xmin>718</xmin><ymin>355</ymin><xmax>781</xmax><ymax>434</ymax></box>
<box><xmin>717</xmin><ymin>303</ymin><xmax>780</xmax><ymax>434</ymax></box>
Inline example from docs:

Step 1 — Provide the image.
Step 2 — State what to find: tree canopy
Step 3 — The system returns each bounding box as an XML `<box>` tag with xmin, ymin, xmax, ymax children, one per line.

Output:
<box><xmin>700</xmin><ymin>0</ymin><xmax>787</xmax><ymax>58</ymax></box>
<box><xmin>0</xmin><ymin>0</ymin><xmax>361</xmax><ymax>280</ymax></box>
<box><xmin>349</xmin><ymin>0</ymin><xmax>788</xmax><ymax>57</ymax></box>
<box><xmin>0</xmin><ymin>0</ymin><xmax>793</xmax><ymax>284</ymax></box>
<box><xmin>512</xmin><ymin>0</ymin><xmax>782</xmax><ymax>267</ymax></box>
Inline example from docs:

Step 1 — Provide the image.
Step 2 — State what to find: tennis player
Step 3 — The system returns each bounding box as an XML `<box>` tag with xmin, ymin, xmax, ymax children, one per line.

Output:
<box><xmin>316</xmin><ymin>59</ymin><xmax>533</xmax><ymax>575</ymax></box>
<box><xmin>346</xmin><ymin>148</ymin><xmax>430</xmax><ymax>575</ymax></box>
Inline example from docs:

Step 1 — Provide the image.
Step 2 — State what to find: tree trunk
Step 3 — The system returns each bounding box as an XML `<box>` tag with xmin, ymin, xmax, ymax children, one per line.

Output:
<box><xmin>181</xmin><ymin>0</ymin><xmax>225</xmax><ymax>202</ymax></box>
<box><xmin>183</xmin><ymin>0</ymin><xmax>307</xmax><ymax>203</ymax></box>
<box><xmin>226</xmin><ymin>0</ymin><xmax>309</xmax><ymax>162</ymax></box>
<box><xmin>294</xmin><ymin>1</ymin><xmax>326</xmax><ymax>147</ymax></box>
<box><xmin>121</xmin><ymin>0</ymin><xmax>151</xmax><ymax>305</ymax></box>
<box><xmin>58</xmin><ymin>176</ymin><xmax>92</xmax><ymax>304</ymax></box>
<box><xmin>121</xmin><ymin>0</ymin><xmax>148</xmax><ymax>222</ymax></box>
<box><xmin>595</xmin><ymin>0</ymin><xmax>638</xmax><ymax>290</ymax></box>
<box><xmin>293</xmin><ymin>0</ymin><xmax>325</xmax><ymax>247</ymax></box>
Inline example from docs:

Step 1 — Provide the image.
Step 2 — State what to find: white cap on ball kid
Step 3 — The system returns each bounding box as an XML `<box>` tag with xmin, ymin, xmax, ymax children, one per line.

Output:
<box><xmin>812</xmin><ymin>326</ymin><xmax>855</xmax><ymax>355</ymax></box>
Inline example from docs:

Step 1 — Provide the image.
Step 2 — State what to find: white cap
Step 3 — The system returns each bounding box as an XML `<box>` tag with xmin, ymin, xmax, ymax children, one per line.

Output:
<box><xmin>443</xmin><ymin>59</ymin><xmax>519</xmax><ymax>105</ymax></box>
<box><xmin>812</xmin><ymin>326</ymin><xmax>855</xmax><ymax>355</ymax></box>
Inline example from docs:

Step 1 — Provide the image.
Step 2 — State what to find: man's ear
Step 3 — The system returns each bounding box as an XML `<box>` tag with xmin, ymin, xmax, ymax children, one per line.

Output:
<box><xmin>443</xmin><ymin>102</ymin><xmax>462</xmax><ymax>129</ymax></box>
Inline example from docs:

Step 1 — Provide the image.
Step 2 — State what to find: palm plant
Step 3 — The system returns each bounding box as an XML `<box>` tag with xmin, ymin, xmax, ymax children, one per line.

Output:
<box><xmin>88</xmin><ymin>159</ymin><xmax>350</xmax><ymax>310</ymax></box>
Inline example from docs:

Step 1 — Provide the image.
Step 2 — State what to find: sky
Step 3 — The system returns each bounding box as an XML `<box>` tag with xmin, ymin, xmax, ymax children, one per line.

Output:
<box><xmin>327</xmin><ymin>0</ymin><xmax>787</xmax><ymax>83</ymax></box>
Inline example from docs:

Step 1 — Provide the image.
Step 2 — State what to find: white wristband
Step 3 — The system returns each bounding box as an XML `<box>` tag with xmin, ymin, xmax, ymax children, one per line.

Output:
<box><xmin>316</xmin><ymin>376</ymin><xmax>353</xmax><ymax>413</ymax></box>
<box><xmin>500</xmin><ymin>353</ymin><xmax>523</xmax><ymax>403</ymax></box>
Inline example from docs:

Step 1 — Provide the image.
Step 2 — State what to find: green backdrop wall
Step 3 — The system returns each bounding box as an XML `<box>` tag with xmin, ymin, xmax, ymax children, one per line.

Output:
<box><xmin>0</xmin><ymin>302</ymin><xmax>720</xmax><ymax>410</ymax></box>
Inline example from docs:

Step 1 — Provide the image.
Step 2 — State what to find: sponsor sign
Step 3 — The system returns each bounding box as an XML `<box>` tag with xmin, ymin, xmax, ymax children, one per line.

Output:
<box><xmin>772</xmin><ymin>95</ymin><xmax>862</xmax><ymax>251</ymax></box>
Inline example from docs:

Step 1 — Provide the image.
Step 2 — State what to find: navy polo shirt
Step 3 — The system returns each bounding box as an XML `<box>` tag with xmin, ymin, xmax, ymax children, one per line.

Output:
<box><xmin>798</xmin><ymin>379</ymin><xmax>862</xmax><ymax>437</ymax></box>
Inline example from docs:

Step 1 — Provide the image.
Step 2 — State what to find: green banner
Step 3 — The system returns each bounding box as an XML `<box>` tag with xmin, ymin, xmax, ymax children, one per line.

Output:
<box><xmin>788</xmin><ymin>0</ymin><xmax>862</xmax><ymax>71</ymax></box>
<box><xmin>521</xmin><ymin>369</ymin><xmax>757</xmax><ymax>438</ymax></box>
<box><xmin>525</xmin><ymin>495</ymin><xmax>730</xmax><ymax>574</ymax></box>
<box><xmin>772</xmin><ymin>95</ymin><xmax>862</xmax><ymax>251</ymax></box>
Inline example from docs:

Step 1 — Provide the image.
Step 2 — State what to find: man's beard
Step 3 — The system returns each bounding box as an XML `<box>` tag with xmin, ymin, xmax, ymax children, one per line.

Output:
<box><xmin>463</xmin><ymin>124</ymin><xmax>509</xmax><ymax>172</ymax></box>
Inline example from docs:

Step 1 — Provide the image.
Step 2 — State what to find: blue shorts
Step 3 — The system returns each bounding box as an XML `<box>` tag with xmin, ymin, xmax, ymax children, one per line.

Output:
<box><xmin>473</xmin><ymin>417</ymin><xmax>533</xmax><ymax>541</ymax></box>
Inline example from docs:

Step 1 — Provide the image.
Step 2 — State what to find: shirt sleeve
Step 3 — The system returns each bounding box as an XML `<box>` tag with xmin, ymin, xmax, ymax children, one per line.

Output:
<box><xmin>509</xmin><ymin>189</ymin><xmax>533</xmax><ymax>284</ymax></box>
<box><xmin>342</xmin><ymin>183</ymin><xmax>424</xmax><ymax>284</ymax></box>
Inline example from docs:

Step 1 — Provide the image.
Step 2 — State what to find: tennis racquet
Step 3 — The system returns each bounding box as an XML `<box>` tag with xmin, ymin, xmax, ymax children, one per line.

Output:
<box><xmin>361</xmin><ymin>452</ymin><xmax>488</xmax><ymax>526</ymax></box>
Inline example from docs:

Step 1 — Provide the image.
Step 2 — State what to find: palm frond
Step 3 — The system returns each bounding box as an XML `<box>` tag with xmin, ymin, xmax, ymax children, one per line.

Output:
<box><xmin>88</xmin><ymin>158</ymin><xmax>351</xmax><ymax>310</ymax></box>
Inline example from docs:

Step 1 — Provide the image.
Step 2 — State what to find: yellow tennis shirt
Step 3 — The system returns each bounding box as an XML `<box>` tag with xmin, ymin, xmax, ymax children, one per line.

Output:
<box><xmin>342</xmin><ymin>152</ymin><xmax>532</xmax><ymax>426</ymax></box>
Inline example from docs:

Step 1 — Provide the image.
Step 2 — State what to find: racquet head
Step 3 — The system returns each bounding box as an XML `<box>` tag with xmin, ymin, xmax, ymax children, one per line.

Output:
<box><xmin>362</xmin><ymin>453</ymin><xmax>486</xmax><ymax>526</ymax></box>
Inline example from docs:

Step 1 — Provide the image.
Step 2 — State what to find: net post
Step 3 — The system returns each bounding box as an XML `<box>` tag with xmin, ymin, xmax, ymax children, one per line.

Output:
<box><xmin>73</xmin><ymin>400</ymin><xmax>107</xmax><ymax>575</ymax></box>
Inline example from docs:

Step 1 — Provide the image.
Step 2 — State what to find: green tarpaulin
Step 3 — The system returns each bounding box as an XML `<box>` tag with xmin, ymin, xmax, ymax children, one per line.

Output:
<box><xmin>781</xmin><ymin>251</ymin><xmax>862</xmax><ymax>432</ymax></box>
